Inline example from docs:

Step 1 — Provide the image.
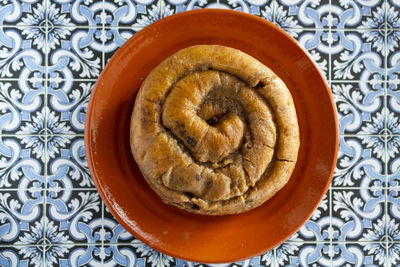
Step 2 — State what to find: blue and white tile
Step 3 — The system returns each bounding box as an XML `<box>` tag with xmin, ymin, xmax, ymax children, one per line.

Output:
<box><xmin>332</xmin><ymin>81</ymin><xmax>384</xmax><ymax>134</ymax></box>
<box><xmin>102</xmin><ymin>204</ymin><xmax>135</xmax><ymax>243</ymax></box>
<box><xmin>46</xmin><ymin>189</ymin><xmax>102</xmax><ymax>243</ymax></box>
<box><xmin>274</xmin><ymin>0</ymin><xmax>330</xmax><ymax>29</ymax></box>
<box><xmin>387</xmin><ymin>1</ymin><xmax>400</xmax><ymax>30</ymax></box>
<box><xmin>46</xmin><ymin>136</ymin><xmax>94</xmax><ymax>190</ymax></box>
<box><xmin>330</xmin><ymin>0</ymin><xmax>385</xmax><ymax>29</ymax></box>
<box><xmin>388</xmin><ymin>30</ymin><xmax>400</xmax><ymax>84</ymax></box>
<box><xmin>331</xmin><ymin>188</ymin><xmax>385</xmax><ymax>242</ymax></box>
<box><xmin>47</xmin><ymin>27</ymin><xmax>103</xmax><ymax>80</ymax></box>
<box><xmin>104</xmin><ymin>0</ymin><xmax>159</xmax><ymax>28</ymax></box>
<box><xmin>104</xmin><ymin>244</ymin><xmax>175</xmax><ymax>267</ymax></box>
<box><xmin>163</xmin><ymin>0</ymin><xmax>223</xmax><ymax>15</ymax></box>
<box><xmin>0</xmin><ymin>136</ymin><xmax>45</xmax><ymax>190</ymax></box>
<box><xmin>371</xmin><ymin>213</ymin><xmax>400</xmax><ymax>266</ymax></box>
<box><xmin>0</xmin><ymin>190</ymin><xmax>44</xmax><ymax>245</ymax></box>
<box><xmin>387</xmin><ymin>85</ymin><xmax>400</xmax><ymax>186</ymax></box>
<box><xmin>48</xmin><ymin>0</ymin><xmax>103</xmax><ymax>27</ymax></box>
<box><xmin>0</xmin><ymin>80</ymin><xmax>45</xmax><ymax>135</ymax></box>
<box><xmin>389</xmin><ymin>0</ymin><xmax>400</xmax><ymax>8</ymax></box>
<box><xmin>290</xmin><ymin>30</ymin><xmax>329</xmax><ymax>79</ymax></box>
<box><xmin>295</xmin><ymin>192</ymin><xmax>330</xmax><ymax>242</ymax></box>
<box><xmin>216</xmin><ymin>0</ymin><xmax>272</xmax><ymax>15</ymax></box>
<box><xmin>0</xmin><ymin>27</ymin><xmax>46</xmax><ymax>80</ymax></box>
<box><xmin>276</xmin><ymin>243</ymin><xmax>331</xmax><ymax>266</ymax></box>
<box><xmin>103</xmin><ymin>28</ymin><xmax>136</xmax><ymax>64</ymax></box>
<box><xmin>333</xmin><ymin>137</ymin><xmax>385</xmax><ymax>188</ymax></box>
<box><xmin>0</xmin><ymin>0</ymin><xmax>45</xmax><ymax>26</ymax></box>
<box><xmin>0</xmin><ymin>245</ymin><xmax>44</xmax><ymax>267</ymax></box>
<box><xmin>387</xmin><ymin>189</ymin><xmax>400</xmax><ymax>266</ymax></box>
<box><xmin>45</xmin><ymin>245</ymin><xmax>103</xmax><ymax>266</ymax></box>
<box><xmin>109</xmin><ymin>242</ymin><xmax>166</xmax><ymax>267</ymax></box>
<box><xmin>332</xmin><ymin>243</ymin><xmax>386</xmax><ymax>266</ymax></box>
<box><xmin>330</xmin><ymin>30</ymin><xmax>385</xmax><ymax>81</ymax></box>
<box><xmin>47</xmin><ymin>80</ymin><xmax>94</xmax><ymax>134</ymax></box>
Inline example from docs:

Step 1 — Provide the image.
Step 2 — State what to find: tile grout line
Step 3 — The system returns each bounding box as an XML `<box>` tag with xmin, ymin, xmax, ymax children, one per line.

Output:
<box><xmin>385</xmin><ymin>135</ymin><xmax>389</xmax><ymax>267</ymax></box>
<box><xmin>43</xmin><ymin>0</ymin><xmax>49</xmax><ymax>265</ymax></box>
<box><xmin>384</xmin><ymin>2</ymin><xmax>389</xmax><ymax>266</ymax></box>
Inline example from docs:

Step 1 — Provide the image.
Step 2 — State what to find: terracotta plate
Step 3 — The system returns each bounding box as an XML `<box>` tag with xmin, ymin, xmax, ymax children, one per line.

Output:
<box><xmin>84</xmin><ymin>9</ymin><xmax>338</xmax><ymax>263</ymax></box>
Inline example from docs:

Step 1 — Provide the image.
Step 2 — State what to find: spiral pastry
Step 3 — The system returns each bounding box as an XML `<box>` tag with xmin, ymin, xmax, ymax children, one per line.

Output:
<box><xmin>130</xmin><ymin>45</ymin><xmax>300</xmax><ymax>215</ymax></box>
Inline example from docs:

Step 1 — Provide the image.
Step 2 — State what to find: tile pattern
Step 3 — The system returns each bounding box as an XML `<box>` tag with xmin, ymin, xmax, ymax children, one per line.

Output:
<box><xmin>0</xmin><ymin>0</ymin><xmax>399</xmax><ymax>266</ymax></box>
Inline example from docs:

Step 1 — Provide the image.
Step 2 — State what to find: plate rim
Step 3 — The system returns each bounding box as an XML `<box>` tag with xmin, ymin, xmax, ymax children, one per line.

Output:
<box><xmin>84</xmin><ymin>9</ymin><xmax>339</xmax><ymax>263</ymax></box>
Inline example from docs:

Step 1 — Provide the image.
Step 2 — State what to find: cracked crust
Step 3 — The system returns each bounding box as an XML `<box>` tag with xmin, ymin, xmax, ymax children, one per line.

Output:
<box><xmin>130</xmin><ymin>45</ymin><xmax>300</xmax><ymax>215</ymax></box>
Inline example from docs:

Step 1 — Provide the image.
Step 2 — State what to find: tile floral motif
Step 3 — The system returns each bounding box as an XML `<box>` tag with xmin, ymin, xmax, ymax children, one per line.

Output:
<box><xmin>0</xmin><ymin>246</ymin><xmax>44</xmax><ymax>267</ymax></box>
<box><xmin>0</xmin><ymin>190</ymin><xmax>44</xmax><ymax>245</ymax></box>
<box><xmin>387</xmin><ymin>85</ymin><xmax>400</xmax><ymax>186</ymax></box>
<box><xmin>388</xmin><ymin>30</ymin><xmax>400</xmax><ymax>84</ymax></box>
<box><xmin>0</xmin><ymin>80</ymin><xmax>44</xmax><ymax>135</ymax></box>
<box><xmin>48</xmin><ymin>0</ymin><xmax>104</xmax><ymax>27</ymax></box>
<box><xmin>0</xmin><ymin>26</ymin><xmax>46</xmax><ymax>80</ymax></box>
<box><xmin>47</xmin><ymin>27</ymin><xmax>103</xmax><ymax>80</ymax></box>
<box><xmin>276</xmin><ymin>243</ymin><xmax>331</xmax><ymax>266</ymax></box>
<box><xmin>332</xmin><ymin>243</ymin><xmax>386</xmax><ymax>266</ymax></box>
<box><xmin>0</xmin><ymin>0</ymin><xmax>45</xmax><ymax>26</ymax></box>
<box><xmin>333</xmin><ymin>137</ymin><xmax>385</xmax><ymax>188</ymax></box>
<box><xmin>165</xmin><ymin>0</ymin><xmax>225</xmax><ymax>14</ymax></box>
<box><xmin>103</xmin><ymin>244</ymin><xmax>160</xmax><ymax>267</ymax></box>
<box><xmin>330</xmin><ymin>0</ymin><xmax>385</xmax><ymax>29</ymax></box>
<box><xmin>0</xmin><ymin>135</ymin><xmax>45</xmax><ymax>190</ymax></box>
<box><xmin>16</xmin><ymin>217</ymin><xmax>71</xmax><ymax>267</ymax></box>
<box><xmin>331</xmin><ymin>30</ymin><xmax>385</xmax><ymax>81</ymax></box>
<box><xmin>331</xmin><ymin>188</ymin><xmax>385</xmax><ymax>242</ymax></box>
<box><xmin>274</xmin><ymin>0</ymin><xmax>330</xmax><ymax>29</ymax></box>
<box><xmin>217</xmin><ymin>0</ymin><xmax>271</xmax><ymax>14</ymax></box>
<box><xmin>272</xmin><ymin>2</ymin><xmax>300</xmax><ymax>33</ymax></box>
<box><xmin>360</xmin><ymin>215</ymin><xmax>400</xmax><ymax>267</ymax></box>
<box><xmin>46</xmin><ymin>189</ymin><xmax>102</xmax><ymax>243</ymax></box>
<box><xmin>44</xmin><ymin>245</ymin><xmax>102</xmax><ymax>266</ymax></box>
<box><xmin>103</xmin><ymin>0</ymin><xmax>160</xmax><ymax>28</ymax></box>
<box><xmin>332</xmin><ymin>81</ymin><xmax>384</xmax><ymax>135</ymax></box>
<box><xmin>47</xmin><ymin>80</ymin><xmax>94</xmax><ymax>134</ymax></box>
<box><xmin>47</xmin><ymin>136</ymin><xmax>93</xmax><ymax>190</ymax></box>
<box><xmin>388</xmin><ymin>189</ymin><xmax>400</xmax><ymax>249</ymax></box>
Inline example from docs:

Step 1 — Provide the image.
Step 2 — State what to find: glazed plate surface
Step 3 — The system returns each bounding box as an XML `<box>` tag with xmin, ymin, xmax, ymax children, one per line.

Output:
<box><xmin>84</xmin><ymin>9</ymin><xmax>338</xmax><ymax>263</ymax></box>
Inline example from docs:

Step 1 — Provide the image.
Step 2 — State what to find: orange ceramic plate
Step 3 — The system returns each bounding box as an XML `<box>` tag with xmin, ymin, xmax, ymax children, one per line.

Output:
<box><xmin>84</xmin><ymin>9</ymin><xmax>338</xmax><ymax>263</ymax></box>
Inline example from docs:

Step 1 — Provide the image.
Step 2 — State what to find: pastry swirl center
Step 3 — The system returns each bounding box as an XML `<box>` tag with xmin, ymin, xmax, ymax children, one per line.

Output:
<box><xmin>162</xmin><ymin>70</ymin><xmax>277</xmax><ymax>193</ymax></box>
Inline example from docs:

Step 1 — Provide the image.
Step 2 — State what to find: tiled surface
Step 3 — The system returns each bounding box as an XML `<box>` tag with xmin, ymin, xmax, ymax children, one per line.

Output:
<box><xmin>0</xmin><ymin>0</ymin><xmax>399</xmax><ymax>266</ymax></box>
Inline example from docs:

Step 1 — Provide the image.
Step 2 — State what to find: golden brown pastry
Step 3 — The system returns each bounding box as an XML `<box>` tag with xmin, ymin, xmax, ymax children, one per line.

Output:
<box><xmin>130</xmin><ymin>45</ymin><xmax>300</xmax><ymax>215</ymax></box>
